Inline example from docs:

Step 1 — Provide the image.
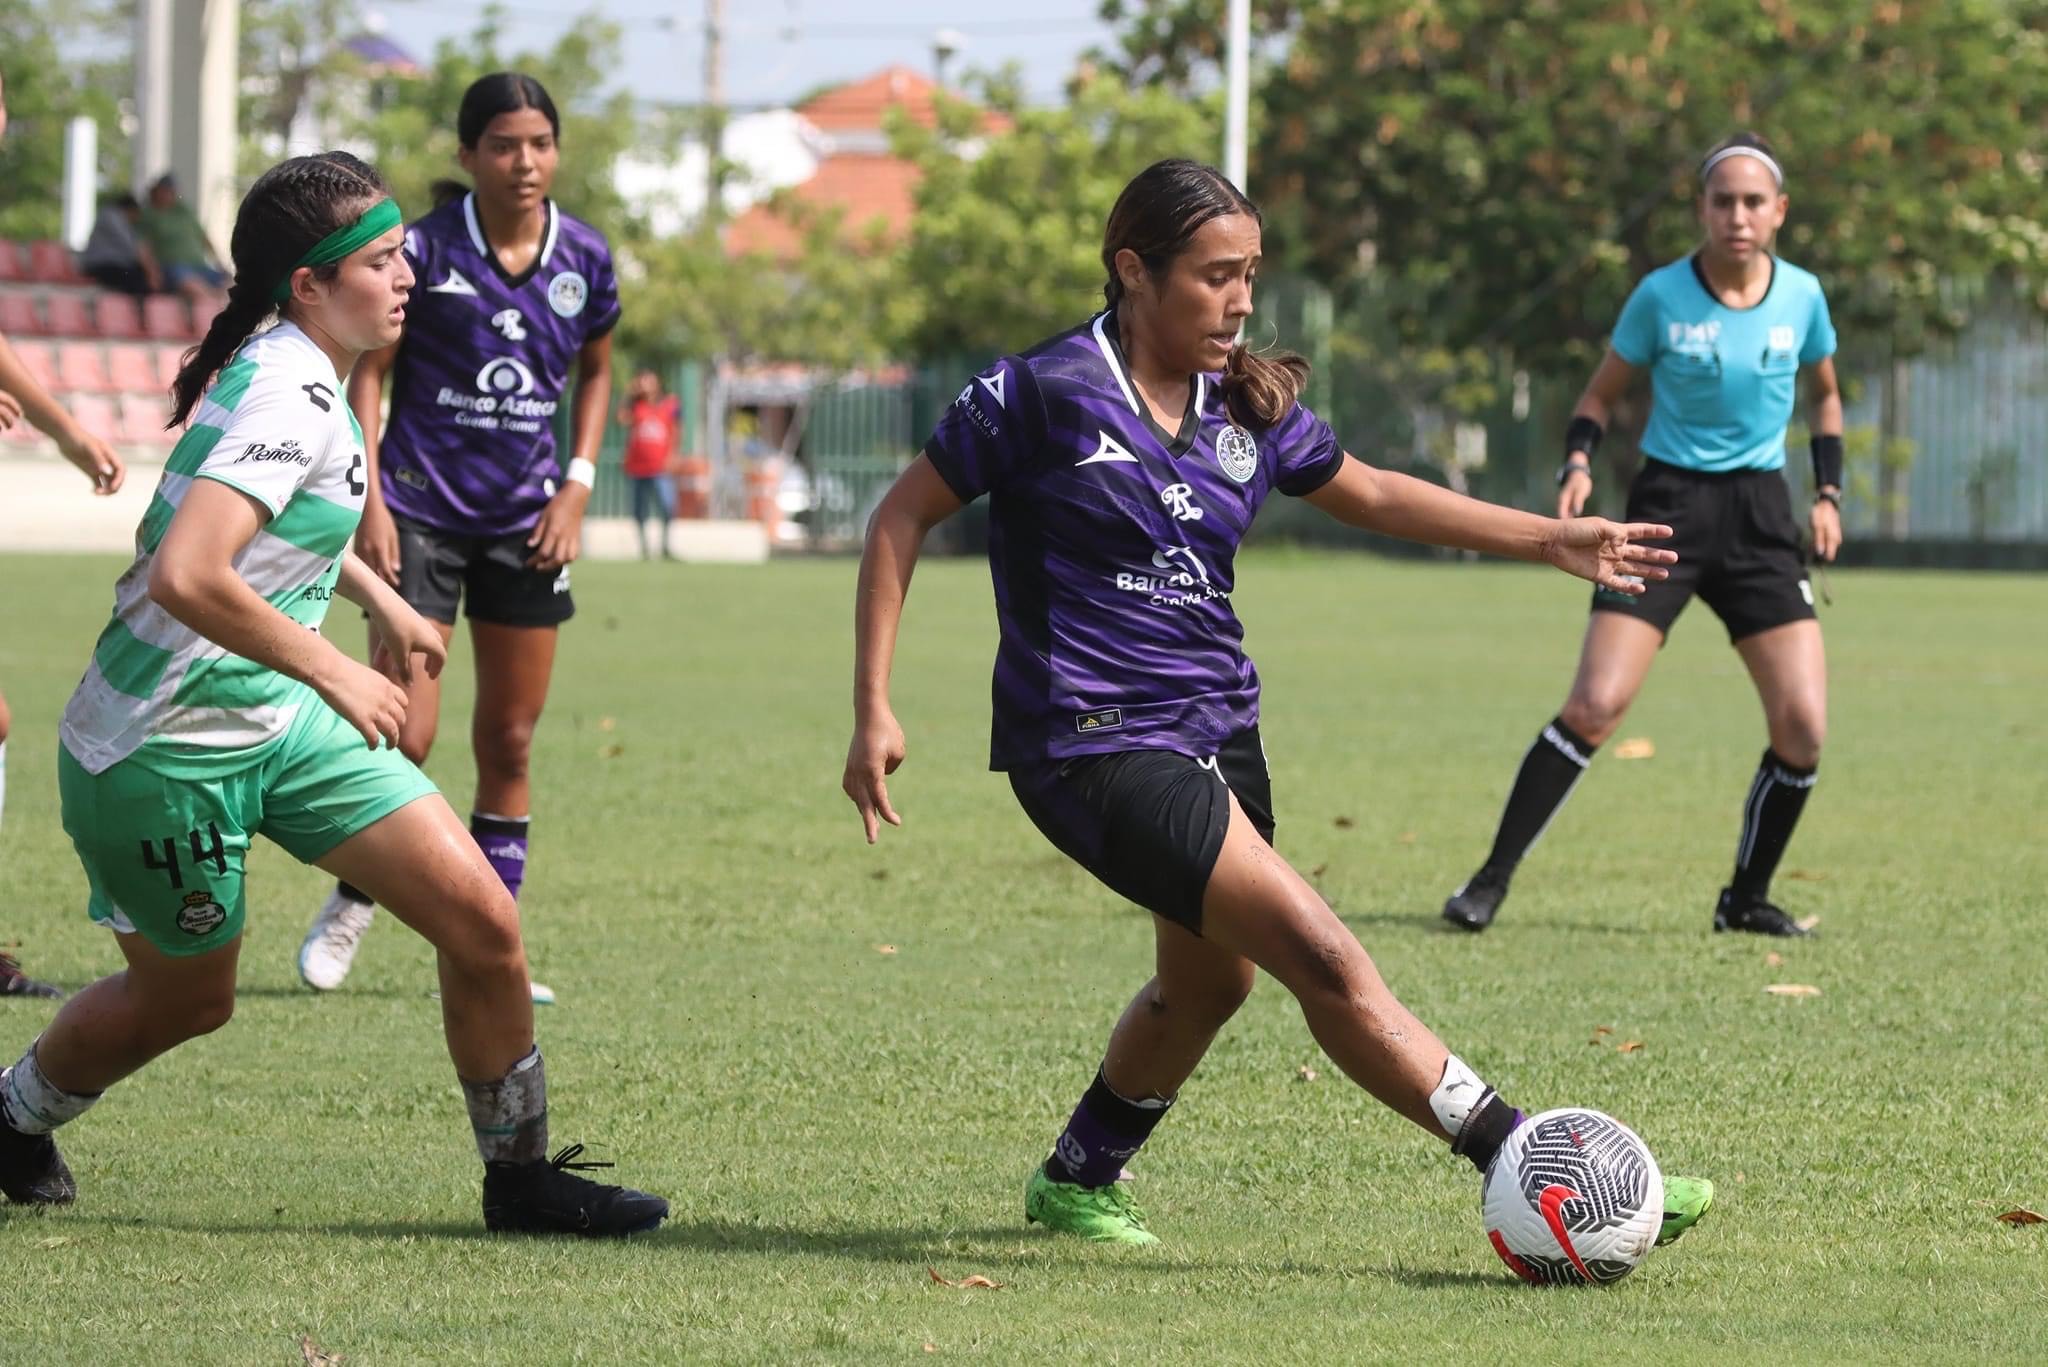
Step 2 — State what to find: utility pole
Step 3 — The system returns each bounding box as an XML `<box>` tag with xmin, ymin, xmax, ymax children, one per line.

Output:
<box><xmin>1224</xmin><ymin>0</ymin><xmax>1249</xmax><ymax>191</ymax></box>
<box><xmin>703</xmin><ymin>0</ymin><xmax>726</xmax><ymax>229</ymax></box>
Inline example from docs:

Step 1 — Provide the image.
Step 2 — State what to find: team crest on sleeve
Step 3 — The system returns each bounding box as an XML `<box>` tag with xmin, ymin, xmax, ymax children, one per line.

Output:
<box><xmin>547</xmin><ymin>271</ymin><xmax>589</xmax><ymax>318</ymax></box>
<box><xmin>1215</xmin><ymin>425</ymin><xmax>1259</xmax><ymax>484</ymax></box>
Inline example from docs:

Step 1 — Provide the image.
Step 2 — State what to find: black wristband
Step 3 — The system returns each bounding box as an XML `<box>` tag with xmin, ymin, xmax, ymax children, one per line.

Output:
<box><xmin>1810</xmin><ymin>433</ymin><xmax>1843</xmax><ymax>491</ymax></box>
<box><xmin>1564</xmin><ymin>415</ymin><xmax>1604</xmax><ymax>460</ymax></box>
<box><xmin>1557</xmin><ymin>459</ymin><xmax>1592</xmax><ymax>487</ymax></box>
<box><xmin>1814</xmin><ymin>488</ymin><xmax>1842</xmax><ymax>508</ymax></box>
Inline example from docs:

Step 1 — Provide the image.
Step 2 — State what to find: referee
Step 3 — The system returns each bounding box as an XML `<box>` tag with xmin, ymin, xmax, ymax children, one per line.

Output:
<box><xmin>1445</xmin><ymin>132</ymin><xmax>1844</xmax><ymax>937</ymax></box>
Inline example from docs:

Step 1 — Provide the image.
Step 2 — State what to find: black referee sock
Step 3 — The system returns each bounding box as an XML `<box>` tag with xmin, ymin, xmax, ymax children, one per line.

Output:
<box><xmin>1483</xmin><ymin>717</ymin><xmax>1598</xmax><ymax>874</ymax></box>
<box><xmin>1730</xmin><ymin>748</ymin><xmax>1818</xmax><ymax>900</ymax></box>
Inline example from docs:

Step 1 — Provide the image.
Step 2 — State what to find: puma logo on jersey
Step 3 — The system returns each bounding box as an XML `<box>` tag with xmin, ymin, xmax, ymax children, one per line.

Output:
<box><xmin>429</xmin><ymin>269</ymin><xmax>480</xmax><ymax>296</ymax></box>
<box><xmin>1075</xmin><ymin>431</ymin><xmax>1139</xmax><ymax>465</ymax></box>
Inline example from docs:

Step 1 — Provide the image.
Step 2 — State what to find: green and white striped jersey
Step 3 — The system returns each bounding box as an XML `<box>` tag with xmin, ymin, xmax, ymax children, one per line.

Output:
<box><xmin>61</xmin><ymin>323</ymin><xmax>367</xmax><ymax>776</ymax></box>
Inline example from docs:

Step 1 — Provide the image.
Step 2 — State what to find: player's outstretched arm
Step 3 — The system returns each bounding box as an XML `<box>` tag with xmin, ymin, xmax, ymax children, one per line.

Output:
<box><xmin>0</xmin><ymin>330</ymin><xmax>125</xmax><ymax>494</ymax></box>
<box><xmin>844</xmin><ymin>453</ymin><xmax>962</xmax><ymax>843</ymax></box>
<box><xmin>1302</xmin><ymin>455</ymin><xmax>1677</xmax><ymax>596</ymax></box>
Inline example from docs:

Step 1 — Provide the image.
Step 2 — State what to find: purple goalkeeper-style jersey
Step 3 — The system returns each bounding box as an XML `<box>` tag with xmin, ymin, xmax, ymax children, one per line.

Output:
<box><xmin>379</xmin><ymin>193</ymin><xmax>621</xmax><ymax>537</ymax></box>
<box><xmin>925</xmin><ymin>310</ymin><xmax>1346</xmax><ymax>771</ymax></box>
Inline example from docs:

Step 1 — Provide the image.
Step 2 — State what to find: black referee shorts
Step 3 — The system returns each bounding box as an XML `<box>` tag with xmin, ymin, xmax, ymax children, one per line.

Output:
<box><xmin>391</xmin><ymin>512</ymin><xmax>576</xmax><ymax>629</ymax></box>
<box><xmin>1007</xmin><ymin>727</ymin><xmax>1276</xmax><ymax>935</ymax></box>
<box><xmin>1592</xmin><ymin>458</ymin><xmax>1816</xmax><ymax>643</ymax></box>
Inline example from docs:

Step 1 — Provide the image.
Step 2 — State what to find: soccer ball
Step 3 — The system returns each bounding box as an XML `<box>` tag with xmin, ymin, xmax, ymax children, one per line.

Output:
<box><xmin>1481</xmin><ymin>1107</ymin><xmax>1662</xmax><ymax>1286</ymax></box>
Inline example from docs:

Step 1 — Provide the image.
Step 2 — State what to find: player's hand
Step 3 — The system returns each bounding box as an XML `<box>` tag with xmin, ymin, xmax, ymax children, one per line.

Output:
<box><xmin>59</xmin><ymin>430</ymin><xmax>125</xmax><ymax>495</ymax></box>
<box><xmin>0</xmin><ymin>389</ymin><xmax>20</xmax><ymax>431</ymax></box>
<box><xmin>315</xmin><ymin>655</ymin><xmax>410</xmax><ymax>750</ymax></box>
<box><xmin>1543</xmin><ymin>517</ymin><xmax>1677</xmax><ymax>595</ymax></box>
<box><xmin>843</xmin><ymin>708</ymin><xmax>907</xmax><ymax>844</ymax></box>
<box><xmin>356</xmin><ymin>497</ymin><xmax>402</xmax><ymax>587</ymax></box>
<box><xmin>1809</xmin><ymin>497</ymin><xmax>1843</xmax><ymax>563</ymax></box>
<box><xmin>1556</xmin><ymin>467</ymin><xmax>1593</xmax><ymax>518</ymax></box>
<box><xmin>368</xmin><ymin>601</ymin><xmax>447</xmax><ymax>687</ymax></box>
<box><xmin>527</xmin><ymin>482</ymin><xmax>589</xmax><ymax>572</ymax></box>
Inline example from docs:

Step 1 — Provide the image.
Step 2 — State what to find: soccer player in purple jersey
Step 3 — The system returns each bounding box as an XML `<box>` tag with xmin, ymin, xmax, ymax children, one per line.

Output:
<box><xmin>842</xmin><ymin>160</ymin><xmax>1715</xmax><ymax>1248</ymax></box>
<box><xmin>297</xmin><ymin>74</ymin><xmax>619</xmax><ymax>998</ymax></box>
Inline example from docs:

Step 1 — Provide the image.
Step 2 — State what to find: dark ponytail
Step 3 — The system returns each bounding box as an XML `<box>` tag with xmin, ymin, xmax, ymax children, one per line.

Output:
<box><xmin>457</xmin><ymin>72</ymin><xmax>559</xmax><ymax>149</ymax></box>
<box><xmin>1100</xmin><ymin>158</ymin><xmax>1308</xmax><ymax>429</ymax></box>
<box><xmin>168</xmin><ymin>151</ymin><xmax>390</xmax><ymax>429</ymax></box>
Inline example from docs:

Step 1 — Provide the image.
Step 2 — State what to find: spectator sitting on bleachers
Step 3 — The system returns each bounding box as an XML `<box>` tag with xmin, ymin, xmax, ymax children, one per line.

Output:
<box><xmin>77</xmin><ymin>194</ymin><xmax>162</xmax><ymax>297</ymax></box>
<box><xmin>142</xmin><ymin>174</ymin><xmax>228</xmax><ymax>301</ymax></box>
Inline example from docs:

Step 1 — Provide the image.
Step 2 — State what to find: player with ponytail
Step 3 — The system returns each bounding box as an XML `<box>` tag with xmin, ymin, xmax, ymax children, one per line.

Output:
<box><xmin>0</xmin><ymin>152</ymin><xmax>666</xmax><ymax>1238</ymax></box>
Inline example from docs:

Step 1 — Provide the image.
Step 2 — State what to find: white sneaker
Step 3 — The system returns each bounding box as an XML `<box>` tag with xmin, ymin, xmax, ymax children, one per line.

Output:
<box><xmin>298</xmin><ymin>889</ymin><xmax>376</xmax><ymax>991</ymax></box>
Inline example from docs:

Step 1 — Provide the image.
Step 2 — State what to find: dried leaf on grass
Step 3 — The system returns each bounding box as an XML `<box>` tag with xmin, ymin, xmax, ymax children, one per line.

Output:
<box><xmin>1783</xmin><ymin>869</ymin><xmax>1827</xmax><ymax>882</ymax></box>
<box><xmin>1588</xmin><ymin>1025</ymin><xmax>1613</xmax><ymax>1045</ymax></box>
<box><xmin>598</xmin><ymin>743</ymin><xmax>625</xmax><ymax>760</ymax></box>
<box><xmin>924</xmin><ymin>1345</ymin><xmax>938</xmax><ymax>1354</ymax></box>
<box><xmin>598</xmin><ymin>716</ymin><xmax>617</xmax><ymax>732</ymax></box>
<box><xmin>1996</xmin><ymin>1208</ymin><xmax>2044</xmax><ymax>1226</ymax></box>
<box><xmin>1795</xmin><ymin>914</ymin><xmax>1822</xmax><ymax>932</ymax></box>
<box><xmin>1332</xmin><ymin>815</ymin><xmax>1356</xmax><ymax>830</ymax></box>
<box><xmin>927</xmin><ymin>1267</ymin><xmax>1004</xmax><ymax>1289</ymax></box>
<box><xmin>299</xmin><ymin>1336</ymin><xmax>345</xmax><ymax>1367</ymax></box>
<box><xmin>1297</xmin><ymin>1065</ymin><xmax>1319</xmax><ymax>1082</ymax></box>
<box><xmin>1618</xmin><ymin>1040</ymin><xmax>1645</xmax><ymax>1053</ymax></box>
<box><xmin>875</xmin><ymin>945</ymin><xmax>898</xmax><ymax>956</ymax></box>
<box><xmin>1763</xmin><ymin>983</ymin><xmax>1823</xmax><ymax>997</ymax></box>
<box><xmin>1614</xmin><ymin>737</ymin><xmax>1656</xmax><ymax>760</ymax></box>
<box><xmin>1765</xmin><ymin>952</ymin><xmax>1785</xmax><ymax>967</ymax></box>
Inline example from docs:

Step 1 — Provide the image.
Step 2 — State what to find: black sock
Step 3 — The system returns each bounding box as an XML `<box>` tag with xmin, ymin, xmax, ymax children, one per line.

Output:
<box><xmin>1483</xmin><ymin>717</ymin><xmax>1597</xmax><ymax>873</ymax></box>
<box><xmin>1730</xmin><ymin>748</ymin><xmax>1817</xmax><ymax>900</ymax></box>
<box><xmin>1043</xmin><ymin>1068</ymin><xmax>1174</xmax><ymax>1188</ymax></box>
<box><xmin>1451</xmin><ymin>1092</ymin><xmax>1523</xmax><ymax>1173</ymax></box>
<box><xmin>336</xmin><ymin>880</ymin><xmax>373</xmax><ymax>906</ymax></box>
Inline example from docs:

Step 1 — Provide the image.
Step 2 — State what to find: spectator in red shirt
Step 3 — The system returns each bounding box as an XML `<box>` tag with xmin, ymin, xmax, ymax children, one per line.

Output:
<box><xmin>618</xmin><ymin>370</ymin><xmax>680</xmax><ymax>559</ymax></box>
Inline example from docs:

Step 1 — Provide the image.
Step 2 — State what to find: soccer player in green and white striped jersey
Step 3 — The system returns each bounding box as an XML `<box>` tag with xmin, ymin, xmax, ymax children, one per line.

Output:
<box><xmin>0</xmin><ymin>152</ymin><xmax>666</xmax><ymax>1237</ymax></box>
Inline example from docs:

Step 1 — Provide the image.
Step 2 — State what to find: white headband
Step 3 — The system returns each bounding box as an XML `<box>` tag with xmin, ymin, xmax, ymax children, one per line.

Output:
<box><xmin>1700</xmin><ymin>145</ymin><xmax>1784</xmax><ymax>188</ymax></box>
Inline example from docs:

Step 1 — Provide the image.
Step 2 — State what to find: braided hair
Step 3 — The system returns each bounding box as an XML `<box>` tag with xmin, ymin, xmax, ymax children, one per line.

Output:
<box><xmin>1101</xmin><ymin>158</ymin><xmax>1310</xmax><ymax>429</ymax></box>
<box><xmin>168</xmin><ymin>151</ymin><xmax>390</xmax><ymax>429</ymax></box>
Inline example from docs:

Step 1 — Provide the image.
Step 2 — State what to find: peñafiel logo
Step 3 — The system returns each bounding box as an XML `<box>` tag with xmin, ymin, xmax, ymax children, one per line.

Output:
<box><xmin>235</xmin><ymin>439</ymin><xmax>309</xmax><ymax>467</ymax></box>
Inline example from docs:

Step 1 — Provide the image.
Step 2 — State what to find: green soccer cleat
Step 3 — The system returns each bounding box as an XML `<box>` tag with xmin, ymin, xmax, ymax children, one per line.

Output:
<box><xmin>1024</xmin><ymin>1164</ymin><xmax>1159</xmax><ymax>1246</ymax></box>
<box><xmin>1658</xmin><ymin>1175</ymin><xmax>1714</xmax><ymax>1246</ymax></box>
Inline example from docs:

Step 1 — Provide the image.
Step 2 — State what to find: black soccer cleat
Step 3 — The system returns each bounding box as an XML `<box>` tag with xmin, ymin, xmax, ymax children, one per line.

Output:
<box><xmin>0</xmin><ymin>954</ymin><xmax>64</xmax><ymax>1000</ymax></box>
<box><xmin>1713</xmin><ymin>887</ymin><xmax>1811</xmax><ymax>938</ymax></box>
<box><xmin>0</xmin><ymin>1117</ymin><xmax>77</xmax><ymax>1205</ymax></box>
<box><xmin>482</xmin><ymin>1143</ymin><xmax>668</xmax><ymax>1238</ymax></box>
<box><xmin>1442</xmin><ymin>865</ymin><xmax>1512</xmax><ymax>932</ymax></box>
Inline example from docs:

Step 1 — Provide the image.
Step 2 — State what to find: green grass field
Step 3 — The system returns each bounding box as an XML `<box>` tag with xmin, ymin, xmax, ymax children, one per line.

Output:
<box><xmin>1</xmin><ymin>550</ymin><xmax>2043</xmax><ymax>1363</ymax></box>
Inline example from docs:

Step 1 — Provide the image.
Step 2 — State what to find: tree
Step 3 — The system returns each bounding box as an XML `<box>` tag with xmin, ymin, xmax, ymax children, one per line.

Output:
<box><xmin>1101</xmin><ymin>0</ymin><xmax>2048</xmax><ymax>385</ymax></box>
<box><xmin>0</xmin><ymin>1</ymin><xmax>125</xmax><ymax>240</ymax></box>
<box><xmin>892</xmin><ymin>67</ymin><xmax>1220</xmax><ymax>361</ymax></box>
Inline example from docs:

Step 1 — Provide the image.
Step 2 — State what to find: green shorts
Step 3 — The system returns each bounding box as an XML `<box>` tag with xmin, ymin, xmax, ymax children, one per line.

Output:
<box><xmin>58</xmin><ymin>700</ymin><xmax>439</xmax><ymax>957</ymax></box>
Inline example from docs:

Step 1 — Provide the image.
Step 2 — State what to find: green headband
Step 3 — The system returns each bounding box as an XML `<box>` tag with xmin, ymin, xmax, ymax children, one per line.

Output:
<box><xmin>271</xmin><ymin>197</ymin><xmax>403</xmax><ymax>303</ymax></box>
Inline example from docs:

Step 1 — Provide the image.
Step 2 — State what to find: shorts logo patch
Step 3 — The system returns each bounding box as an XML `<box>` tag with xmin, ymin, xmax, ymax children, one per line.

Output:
<box><xmin>548</xmin><ymin>271</ymin><xmax>589</xmax><ymax>318</ymax></box>
<box><xmin>1798</xmin><ymin>578</ymin><xmax>1814</xmax><ymax>605</ymax></box>
<box><xmin>1075</xmin><ymin>708</ymin><xmax>1123</xmax><ymax>734</ymax></box>
<box><xmin>552</xmin><ymin>567</ymin><xmax>572</xmax><ymax>593</ymax></box>
<box><xmin>1216</xmin><ymin>425</ymin><xmax>1259</xmax><ymax>484</ymax></box>
<box><xmin>175</xmin><ymin>890</ymin><xmax>227</xmax><ymax>937</ymax></box>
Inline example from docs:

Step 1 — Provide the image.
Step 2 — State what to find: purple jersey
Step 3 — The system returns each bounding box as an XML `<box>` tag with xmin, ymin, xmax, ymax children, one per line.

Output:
<box><xmin>926</xmin><ymin>311</ymin><xmax>1344</xmax><ymax>770</ymax></box>
<box><xmin>379</xmin><ymin>193</ymin><xmax>620</xmax><ymax>536</ymax></box>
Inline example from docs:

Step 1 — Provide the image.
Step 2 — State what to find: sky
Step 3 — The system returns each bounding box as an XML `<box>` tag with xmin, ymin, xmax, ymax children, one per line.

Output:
<box><xmin>370</xmin><ymin>0</ymin><xmax>1123</xmax><ymax>109</ymax></box>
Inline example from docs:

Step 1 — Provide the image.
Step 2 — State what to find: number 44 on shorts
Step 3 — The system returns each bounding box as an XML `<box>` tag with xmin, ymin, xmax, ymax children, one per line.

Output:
<box><xmin>140</xmin><ymin>822</ymin><xmax>229</xmax><ymax>891</ymax></box>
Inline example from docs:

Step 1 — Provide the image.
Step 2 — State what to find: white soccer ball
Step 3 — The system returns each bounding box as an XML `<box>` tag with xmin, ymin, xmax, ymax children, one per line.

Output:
<box><xmin>1481</xmin><ymin>1107</ymin><xmax>1662</xmax><ymax>1286</ymax></box>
